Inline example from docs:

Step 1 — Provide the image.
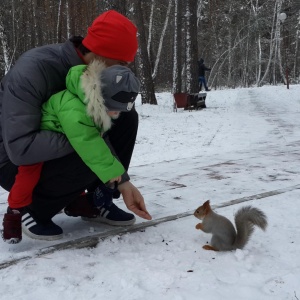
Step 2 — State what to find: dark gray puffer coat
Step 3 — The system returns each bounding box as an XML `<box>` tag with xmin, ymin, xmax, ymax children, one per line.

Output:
<box><xmin>0</xmin><ymin>39</ymin><xmax>83</xmax><ymax>168</ymax></box>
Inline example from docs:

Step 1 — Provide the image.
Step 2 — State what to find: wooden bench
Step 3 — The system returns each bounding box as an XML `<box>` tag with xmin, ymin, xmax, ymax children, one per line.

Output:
<box><xmin>173</xmin><ymin>92</ymin><xmax>207</xmax><ymax>112</ymax></box>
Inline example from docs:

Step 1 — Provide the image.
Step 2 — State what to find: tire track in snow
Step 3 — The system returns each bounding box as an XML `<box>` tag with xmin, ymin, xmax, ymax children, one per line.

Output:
<box><xmin>1</xmin><ymin>183</ymin><xmax>300</xmax><ymax>270</ymax></box>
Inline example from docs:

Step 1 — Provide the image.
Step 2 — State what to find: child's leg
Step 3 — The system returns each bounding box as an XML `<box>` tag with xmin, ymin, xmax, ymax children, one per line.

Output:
<box><xmin>2</xmin><ymin>163</ymin><xmax>44</xmax><ymax>244</ymax></box>
<box><xmin>8</xmin><ymin>163</ymin><xmax>44</xmax><ymax>209</ymax></box>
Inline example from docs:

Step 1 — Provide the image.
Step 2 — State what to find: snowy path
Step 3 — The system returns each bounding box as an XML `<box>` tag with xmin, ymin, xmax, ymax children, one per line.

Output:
<box><xmin>0</xmin><ymin>86</ymin><xmax>300</xmax><ymax>300</ymax></box>
<box><xmin>1</xmin><ymin>87</ymin><xmax>300</xmax><ymax>262</ymax></box>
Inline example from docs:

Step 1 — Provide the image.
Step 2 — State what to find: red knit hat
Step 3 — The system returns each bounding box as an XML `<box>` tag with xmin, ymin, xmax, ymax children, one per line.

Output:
<box><xmin>82</xmin><ymin>10</ymin><xmax>138</xmax><ymax>62</ymax></box>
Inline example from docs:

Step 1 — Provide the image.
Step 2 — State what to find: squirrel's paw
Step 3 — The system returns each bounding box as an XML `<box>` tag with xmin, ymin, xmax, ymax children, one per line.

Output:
<box><xmin>195</xmin><ymin>223</ymin><xmax>203</xmax><ymax>230</ymax></box>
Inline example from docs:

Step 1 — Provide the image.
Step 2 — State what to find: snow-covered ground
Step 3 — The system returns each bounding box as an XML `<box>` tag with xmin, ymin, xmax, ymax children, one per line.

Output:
<box><xmin>1</xmin><ymin>85</ymin><xmax>300</xmax><ymax>300</ymax></box>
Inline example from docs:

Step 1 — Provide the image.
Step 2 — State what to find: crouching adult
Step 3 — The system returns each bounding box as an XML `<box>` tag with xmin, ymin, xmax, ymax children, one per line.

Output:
<box><xmin>0</xmin><ymin>10</ymin><xmax>152</xmax><ymax>243</ymax></box>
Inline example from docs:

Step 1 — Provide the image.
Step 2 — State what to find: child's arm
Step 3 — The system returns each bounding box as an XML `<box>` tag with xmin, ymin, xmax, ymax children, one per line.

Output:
<box><xmin>43</xmin><ymin>97</ymin><xmax>125</xmax><ymax>184</ymax></box>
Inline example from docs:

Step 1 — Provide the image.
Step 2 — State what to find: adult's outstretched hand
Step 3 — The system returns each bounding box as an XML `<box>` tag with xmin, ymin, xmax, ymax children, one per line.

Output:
<box><xmin>118</xmin><ymin>181</ymin><xmax>152</xmax><ymax>220</ymax></box>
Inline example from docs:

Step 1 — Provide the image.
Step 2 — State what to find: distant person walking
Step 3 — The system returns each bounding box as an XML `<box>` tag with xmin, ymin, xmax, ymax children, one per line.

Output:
<box><xmin>198</xmin><ymin>58</ymin><xmax>211</xmax><ymax>91</ymax></box>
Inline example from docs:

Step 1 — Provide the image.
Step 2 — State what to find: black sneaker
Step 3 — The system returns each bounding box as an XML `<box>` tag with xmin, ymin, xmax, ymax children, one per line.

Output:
<box><xmin>22</xmin><ymin>209</ymin><xmax>63</xmax><ymax>241</ymax></box>
<box><xmin>82</xmin><ymin>202</ymin><xmax>136</xmax><ymax>226</ymax></box>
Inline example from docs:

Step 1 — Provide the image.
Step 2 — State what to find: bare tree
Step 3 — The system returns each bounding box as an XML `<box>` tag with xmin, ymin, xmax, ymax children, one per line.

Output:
<box><xmin>151</xmin><ymin>0</ymin><xmax>173</xmax><ymax>80</ymax></box>
<box><xmin>293</xmin><ymin>8</ymin><xmax>300</xmax><ymax>82</ymax></box>
<box><xmin>185</xmin><ymin>0</ymin><xmax>198</xmax><ymax>93</ymax></box>
<box><xmin>56</xmin><ymin>0</ymin><xmax>63</xmax><ymax>42</ymax></box>
<box><xmin>258</xmin><ymin>0</ymin><xmax>284</xmax><ymax>86</ymax></box>
<box><xmin>2</xmin><ymin>0</ymin><xmax>300</xmax><ymax>89</ymax></box>
<box><xmin>147</xmin><ymin>0</ymin><xmax>155</xmax><ymax>59</ymax></box>
<box><xmin>0</xmin><ymin>13</ymin><xmax>11</xmax><ymax>74</ymax></box>
<box><xmin>172</xmin><ymin>0</ymin><xmax>183</xmax><ymax>93</ymax></box>
<box><xmin>131</xmin><ymin>0</ymin><xmax>157</xmax><ymax>105</ymax></box>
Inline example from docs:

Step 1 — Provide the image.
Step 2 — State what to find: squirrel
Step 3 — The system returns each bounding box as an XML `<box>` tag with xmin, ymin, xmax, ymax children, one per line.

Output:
<box><xmin>194</xmin><ymin>200</ymin><xmax>268</xmax><ymax>251</ymax></box>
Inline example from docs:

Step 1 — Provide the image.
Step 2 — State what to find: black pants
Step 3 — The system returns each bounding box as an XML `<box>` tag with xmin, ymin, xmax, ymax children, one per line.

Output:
<box><xmin>0</xmin><ymin>109</ymin><xmax>138</xmax><ymax>222</ymax></box>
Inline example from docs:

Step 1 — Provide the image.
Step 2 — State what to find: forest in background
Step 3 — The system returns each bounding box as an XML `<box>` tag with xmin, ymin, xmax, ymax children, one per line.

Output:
<box><xmin>0</xmin><ymin>0</ymin><xmax>300</xmax><ymax>104</ymax></box>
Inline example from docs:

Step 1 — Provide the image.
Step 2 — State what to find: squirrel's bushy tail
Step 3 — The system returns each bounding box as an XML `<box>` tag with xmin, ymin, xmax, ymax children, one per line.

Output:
<box><xmin>233</xmin><ymin>206</ymin><xmax>267</xmax><ymax>249</ymax></box>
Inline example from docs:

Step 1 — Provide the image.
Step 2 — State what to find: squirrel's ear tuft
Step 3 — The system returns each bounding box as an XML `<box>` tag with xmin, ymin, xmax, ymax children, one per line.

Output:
<box><xmin>203</xmin><ymin>200</ymin><xmax>210</xmax><ymax>207</ymax></box>
<box><xmin>203</xmin><ymin>200</ymin><xmax>211</xmax><ymax>212</ymax></box>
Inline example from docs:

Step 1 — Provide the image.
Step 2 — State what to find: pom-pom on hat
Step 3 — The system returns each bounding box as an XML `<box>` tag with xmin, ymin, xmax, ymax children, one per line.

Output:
<box><xmin>82</xmin><ymin>10</ymin><xmax>138</xmax><ymax>62</ymax></box>
<box><xmin>101</xmin><ymin>65</ymin><xmax>140</xmax><ymax>112</ymax></box>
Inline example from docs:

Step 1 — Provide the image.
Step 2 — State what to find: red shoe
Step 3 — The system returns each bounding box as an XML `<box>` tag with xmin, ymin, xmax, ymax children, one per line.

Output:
<box><xmin>64</xmin><ymin>194</ymin><xmax>100</xmax><ymax>218</ymax></box>
<box><xmin>1</xmin><ymin>208</ymin><xmax>22</xmax><ymax>244</ymax></box>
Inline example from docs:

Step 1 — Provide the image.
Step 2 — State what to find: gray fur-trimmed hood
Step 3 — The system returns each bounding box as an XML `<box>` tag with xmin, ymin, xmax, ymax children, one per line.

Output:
<box><xmin>80</xmin><ymin>60</ymin><xmax>112</xmax><ymax>133</ymax></box>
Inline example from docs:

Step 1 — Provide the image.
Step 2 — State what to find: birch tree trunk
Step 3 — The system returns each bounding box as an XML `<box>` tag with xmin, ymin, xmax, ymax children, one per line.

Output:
<box><xmin>185</xmin><ymin>0</ymin><xmax>198</xmax><ymax>94</ymax></box>
<box><xmin>147</xmin><ymin>0</ymin><xmax>154</xmax><ymax>58</ymax></box>
<box><xmin>173</xmin><ymin>0</ymin><xmax>183</xmax><ymax>93</ymax></box>
<box><xmin>0</xmin><ymin>15</ymin><xmax>11</xmax><ymax>74</ymax></box>
<box><xmin>66</xmin><ymin>0</ymin><xmax>71</xmax><ymax>38</ymax></box>
<box><xmin>1</xmin><ymin>0</ymin><xmax>300</xmax><ymax>89</ymax></box>
<box><xmin>56</xmin><ymin>0</ymin><xmax>63</xmax><ymax>42</ymax></box>
<box><xmin>243</xmin><ymin>26</ymin><xmax>250</xmax><ymax>88</ymax></box>
<box><xmin>31</xmin><ymin>0</ymin><xmax>40</xmax><ymax>47</ymax></box>
<box><xmin>251</xmin><ymin>0</ymin><xmax>263</xmax><ymax>86</ymax></box>
<box><xmin>132</xmin><ymin>0</ymin><xmax>157</xmax><ymax>105</ymax></box>
<box><xmin>258</xmin><ymin>0</ymin><xmax>283</xmax><ymax>86</ymax></box>
<box><xmin>256</xmin><ymin>33</ymin><xmax>262</xmax><ymax>86</ymax></box>
<box><xmin>152</xmin><ymin>0</ymin><xmax>173</xmax><ymax>80</ymax></box>
<box><xmin>227</xmin><ymin>27</ymin><xmax>232</xmax><ymax>87</ymax></box>
<box><xmin>293</xmin><ymin>9</ymin><xmax>300</xmax><ymax>82</ymax></box>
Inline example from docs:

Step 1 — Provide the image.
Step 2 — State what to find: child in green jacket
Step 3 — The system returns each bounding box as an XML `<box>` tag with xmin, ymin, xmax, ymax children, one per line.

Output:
<box><xmin>2</xmin><ymin>60</ymin><xmax>140</xmax><ymax>243</ymax></box>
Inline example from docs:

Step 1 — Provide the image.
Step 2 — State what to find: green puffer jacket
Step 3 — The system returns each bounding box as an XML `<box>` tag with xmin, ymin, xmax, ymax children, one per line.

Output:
<box><xmin>40</xmin><ymin>60</ymin><xmax>125</xmax><ymax>183</ymax></box>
